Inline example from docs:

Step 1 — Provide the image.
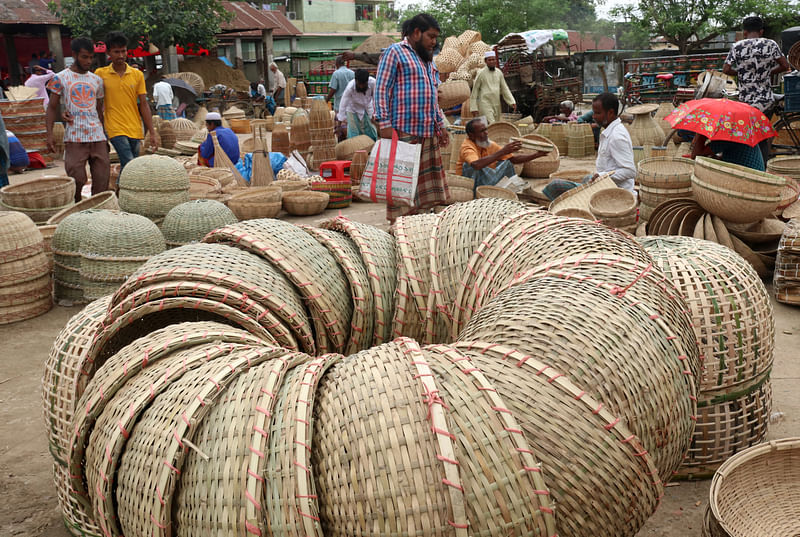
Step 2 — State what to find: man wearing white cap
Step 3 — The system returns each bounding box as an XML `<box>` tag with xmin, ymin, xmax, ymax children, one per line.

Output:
<box><xmin>470</xmin><ymin>50</ymin><xmax>515</xmax><ymax>123</ymax></box>
<box><xmin>198</xmin><ymin>112</ymin><xmax>240</xmax><ymax>167</ymax></box>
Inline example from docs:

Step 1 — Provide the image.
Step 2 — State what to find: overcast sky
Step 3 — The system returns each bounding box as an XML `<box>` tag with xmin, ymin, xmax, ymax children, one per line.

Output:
<box><xmin>393</xmin><ymin>0</ymin><xmax>635</xmax><ymax>22</ymax></box>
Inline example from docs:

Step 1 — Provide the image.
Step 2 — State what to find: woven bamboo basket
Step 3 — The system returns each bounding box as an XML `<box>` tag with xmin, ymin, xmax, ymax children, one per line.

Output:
<box><xmin>188</xmin><ymin>175</ymin><xmax>222</xmax><ymax>199</ymax></box>
<box><xmin>314</xmin><ymin>339</ymin><xmax>557</xmax><ymax>537</ymax></box>
<box><xmin>118</xmin><ymin>155</ymin><xmax>190</xmax><ymax>219</ymax></box>
<box><xmin>449</xmin><ymin>128</ymin><xmax>467</xmax><ymax>174</ymax></box>
<box><xmin>0</xmin><ymin>199</ymin><xmax>75</xmax><ymax>224</ymax></box>
<box><xmin>639</xmin><ymin>183</ymin><xmax>694</xmax><ymax>209</ymax></box>
<box><xmin>445</xmin><ymin>173</ymin><xmax>474</xmax><ymax>190</ymax></box>
<box><xmin>457</xmin><ymin>29</ymin><xmax>481</xmax><ymax>54</ymax></box>
<box><xmin>168</xmin><ymin>118</ymin><xmax>197</xmax><ymax>141</ymax></box>
<box><xmin>52</xmin><ymin>122</ymin><xmax>65</xmax><ymax>155</ymax></box>
<box><xmin>655</xmin><ymin>102</ymin><xmax>675</xmax><ymax>137</ymax></box>
<box><xmin>566</xmin><ymin>122</ymin><xmax>595</xmax><ymax>157</ymax></box>
<box><xmin>639</xmin><ymin>236</ymin><xmax>774</xmax><ymax>475</ymax></box>
<box><xmin>37</xmin><ymin>223</ymin><xmax>57</xmax><ymax>267</ymax></box>
<box><xmin>204</xmin><ymin>219</ymin><xmax>352</xmax><ymax>353</ymax></box>
<box><xmin>438</xmin><ymin>80</ymin><xmax>471</xmax><ymax>109</ymax></box>
<box><xmin>435</xmin><ymin>48</ymin><xmax>463</xmax><ymax>74</ymax></box>
<box><xmin>627</xmin><ymin>103</ymin><xmax>664</xmax><ymax>146</ymax></box>
<box><xmin>191</xmin><ymin>166</ymin><xmax>235</xmax><ymax>187</ymax></box>
<box><xmin>311</xmin><ymin>181</ymin><xmax>352</xmax><ymax>209</ymax></box>
<box><xmin>486</xmin><ymin>121</ymin><xmax>520</xmax><ymax>145</ymax></box>
<box><xmin>227</xmin><ymin>190</ymin><xmax>282</xmax><ymax>220</ymax></box>
<box><xmin>157</xmin><ymin>119</ymin><xmax>177</xmax><ymax>148</ymax></box>
<box><xmin>52</xmin><ymin>209</ymin><xmax>108</xmax><ymax>302</ymax></box>
<box><xmin>282</xmin><ymin>191</ymin><xmax>328</xmax><ymax>215</ymax></box>
<box><xmin>301</xmin><ymin>226</ymin><xmax>374</xmax><ymax>353</ymax></box>
<box><xmin>589</xmin><ymin>188</ymin><xmax>637</xmax><ymax>218</ymax></box>
<box><xmin>445</xmin><ymin>186</ymin><xmax>473</xmax><ymax>203</ymax></box>
<box><xmin>223</xmin><ymin>105</ymin><xmax>246</xmax><ymax>120</ymax></box>
<box><xmin>79</xmin><ymin>211</ymin><xmax>166</xmax><ymax>300</ymax></box>
<box><xmin>691</xmin><ymin>174</ymin><xmax>780</xmax><ymax>224</ymax></box>
<box><xmin>41</xmin><ymin>296</ymin><xmax>111</xmax><ymax>536</ymax></box>
<box><xmin>349</xmin><ymin>150</ymin><xmax>368</xmax><ymax>186</ymax></box>
<box><xmin>637</xmin><ymin>156</ymin><xmax>695</xmax><ymax>188</ymax></box>
<box><xmin>449</xmin><ymin>341</ymin><xmax>663</xmax><ymax>537</ymax></box>
<box><xmin>442</xmin><ymin>35</ymin><xmax>460</xmax><ymax>51</ymax></box>
<box><xmin>536</xmin><ymin>123</ymin><xmax>568</xmax><ymax>154</ymax></box>
<box><xmin>319</xmin><ymin>216</ymin><xmax>396</xmax><ymax>345</ymax></box>
<box><xmin>0</xmin><ymin>211</ymin><xmax>52</xmax><ymax>324</ymax></box>
<box><xmin>161</xmin><ymin>200</ymin><xmax>238</xmax><ymax>247</ymax></box>
<box><xmin>273</xmin><ymin>179</ymin><xmax>309</xmax><ymax>191</ymax></box>
<box><xmin>113</xmin><ymin>243</ymin><xmax>315</xmax><ymax>353</ymax></box>
<box><xmin>428</xmin><ymin>199</ymin><xmax>527</xmax><ymax>337</ymax></box>
<box><xmin>475</xmin><ymin>185</ymin><xmax>518</xmax><ymax>200</ymax></box>
<box><xmin>704</xmin><ymin>437</ymin><xmax>800</xmax><ymax>537</ymax></box>
<box><xmin>451</xmin><ymin>211</ymin><xmax>653</xmax><ymax>336</ymax></box>
<box><xmin>774</xmin><ymin>219</ymin><xmax>800</xmax><ymax>304</ymax></box>
<box><xmin>457</xmin><ymin>264</ymin><xmax>699</xmax><ymax>483</ymax></box>
<box><xmin>291</xmin><ymin>113</ymin><xmax>312</xmax><ymax>151</ymax></box>
<box><xmin>334</xmin><ymin>135</ymin><xmax>374</xmax><ymax>161</ymax></box>
<box><xmin>695</xmin><ymin>156</ymin><xmax>786</xmax><ymax>197</ymax></box>
<box><xmin>766</xmin><ymin>155</ymin><xmax>800</xmax><ymax>178</ymax></box>
<box><xmin>554</xmin><ymin>207</ymin><xmax>594</xmax><ymax>219</ymax></box>
<box><xmin>173</xmin><ymin>71</ymin><xmax>204</xmax><ymax>94</ymax></box>
<box><xmin>272</xmin><ymin>123</ymin><xmax>291</xmax><ymax>155</ymax></box>
<box><xmin>0</xmin><ymin>176</ymin><xmax>76</xmax><ymax>209</ymax></box>
<box><xmin>521</xmin><ymin>134</ymin><xmax>560</xmax><ymax>177</ymax></box>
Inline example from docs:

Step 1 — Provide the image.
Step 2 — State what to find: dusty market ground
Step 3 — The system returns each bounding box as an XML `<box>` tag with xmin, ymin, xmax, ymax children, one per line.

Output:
<box><xmin>1</xmin><ymin>154</ymin><xmax>799</xmax><ymax>537</ymax></box>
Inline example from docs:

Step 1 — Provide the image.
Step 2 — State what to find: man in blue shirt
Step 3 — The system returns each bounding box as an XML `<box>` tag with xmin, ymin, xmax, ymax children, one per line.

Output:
<box><xmin>198</xmin><ymin>112</ymin><xmax>240</xmax><ymax>167</ymax></box>
<box><xmin>327</xmin><ymin>56</ymin><xmax>354</xmax><ymax>139</ymax></box>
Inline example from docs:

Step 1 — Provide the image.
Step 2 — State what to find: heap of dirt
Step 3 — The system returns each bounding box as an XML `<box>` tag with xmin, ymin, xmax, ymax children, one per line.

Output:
<box><xmin>178</xmin><ymin>56</ymin><xmax>250</xmax><ymax>91</ymax></box>
<box><xmin>354</xmin><ymin>34</ymin><xmax>397</xmax><ymax>54</ymax></box>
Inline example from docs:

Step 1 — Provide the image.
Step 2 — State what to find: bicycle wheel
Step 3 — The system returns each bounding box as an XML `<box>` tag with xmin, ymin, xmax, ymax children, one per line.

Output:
<box><xmin>771</xmin><ymin>113</ymin><xmax>800</xmax><ymax>156</ymax></box>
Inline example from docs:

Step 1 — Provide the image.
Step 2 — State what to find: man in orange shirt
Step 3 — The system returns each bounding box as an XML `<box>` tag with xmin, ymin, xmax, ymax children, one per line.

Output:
<box><xmin>455</xmin><ymin>117</ymin><xmax>546</xmax><ymax>192</ymax></box>
<box><xmin>95</xmin><ymin>32</ymin><xmax>157</xmax><ymax>169</ymax></box>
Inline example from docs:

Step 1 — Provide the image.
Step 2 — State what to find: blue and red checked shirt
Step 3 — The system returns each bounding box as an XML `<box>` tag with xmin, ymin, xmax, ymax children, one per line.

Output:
<box><xmin>375</xmin><ymin>39</ymin><xmax>445</xmax><ymax>138</ymax></box>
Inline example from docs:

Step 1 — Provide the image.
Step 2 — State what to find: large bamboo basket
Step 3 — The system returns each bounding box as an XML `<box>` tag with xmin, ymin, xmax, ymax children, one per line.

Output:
<box><xmin>334</xmin><ymin>134</ymin><xmax>374</xmax><ymax>161</ymax></box>
<box><xmin>52</xmin><ymin>209</ymin><xmax>108</xmax><ymax>302</ymax></box>
<box><xmin>639</xmin><ymin>236</ymin><xmax>774</xmax><ymax>476</ymax></box>
<box><xmin>521</xmin><ymin>134</ymin><xmax>560</xmax><ymax>178</ymax></box>
<box><xmin>691</xmin><ymin>174</ymin><xmax>780</xmax><ymax>224</ymax></box>
<box><xmin>118</xmin><ymin>155</ymin><xmax>190</xmax><ymax>219</ymax></box>
<box><xmin>0</xmin><ymin>211</ymin><xmax>52</xmax><ymax>324</ymax></box>
<box><xmin>627</xmin><ymin>103</ymin><xmax>664</xmax><ymax>146</ymax></box>
<box><xmin>438</xmin><ymin>79</ymin><xmax>471</xmax><ymax>109</ymax></box>
<box><xmin>695</xmin><ymin>156</ymin><xmax>786</xmax><ymax>197</ymax></box>
<box><xmin>161</xmin><ymin>199</ymin><xmax>238</xmax><ymax>247</ymax></box>
<box><xmin>0</xmin><ymin>176</ymin><xmax>76</xmax><ymax>209</ymax></box>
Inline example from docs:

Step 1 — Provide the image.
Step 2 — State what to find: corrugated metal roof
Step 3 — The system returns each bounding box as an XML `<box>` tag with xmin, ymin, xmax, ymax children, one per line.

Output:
<box><xmin>0</xmin><ymin>0</ymin><xmax>61</xmax><ymax>25</ymax></box>
<box><xmin>220</xmin><ymin>2</ymin><xmax>301</xmax><ymax>37</ymax></box>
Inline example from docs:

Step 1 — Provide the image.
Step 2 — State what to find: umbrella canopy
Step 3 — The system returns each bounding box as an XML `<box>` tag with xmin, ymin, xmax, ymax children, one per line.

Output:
<box><xmin>163</xmin><ymin>77</ymin><xmax>197</xmax><ymax>95</ymax></box>
<box><xmin>665</xmin><ymin>98</ymin><xmax>775</xmax><ymax>147</ymax></box>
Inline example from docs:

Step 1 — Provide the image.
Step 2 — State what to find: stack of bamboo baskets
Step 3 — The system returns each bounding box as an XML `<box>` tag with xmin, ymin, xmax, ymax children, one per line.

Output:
<box><xmin>0</xmin><ymin>176</ymin><xmax>76</xmax><ymax>223</ymax></box>
<box><xmin>775</xmin><ymin>218</ymin><xmax>800</xmax><ymax>304</ymax></box>
<box><xmin>43</xmin><ymin>199</ymin><xmax>784</xmax><ymax>537</ymax></box>
<box><xmin>0</xmin><ymin>211</ymin><xmax>52</xmax><ymax>324</ymax></box>
<box><xmin>118</xmin><ymin>155</ymin><xmax>191</xmax><ymax>225</ymax></box>
<box><xmin>310</xmin><ymin>98</ymin><xmax>337</xmax><ymax>168</ymax></box>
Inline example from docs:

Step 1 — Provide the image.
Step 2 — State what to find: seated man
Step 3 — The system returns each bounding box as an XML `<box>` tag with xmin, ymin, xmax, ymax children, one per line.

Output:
<box><xmin>691</xmin><ymin>133</ymin><xmax>765</xmax><ymax>171</ymax></box>
<box><xmin>544</xmin><ymin>92</ymin><xmax>636</xmax><ymax>200</ymax></box>
<box><xmin>455</xmin><ymin>117</ymin><xmax>547</xmax><ymax>193</ymax></box>
<box><xmin>198</xmin><ymin>112</ymin><xmax>240</xmax><ymax>167</ymax></box>
<box><xmin>541</xmin><ymin>100</ymin><xmax>578</xmax><ymax>123</ymax></box>
<box><xmin>5</xmin><ymin>131</ymin><xmax>30</xmax><ymax>173</ymax></box>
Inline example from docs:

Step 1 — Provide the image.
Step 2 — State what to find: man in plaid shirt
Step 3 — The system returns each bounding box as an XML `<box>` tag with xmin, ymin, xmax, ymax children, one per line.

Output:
<box><xmin>375</xmin><ymin>13</ymin><xmax>450</xmax><ymax>222</ymax></box>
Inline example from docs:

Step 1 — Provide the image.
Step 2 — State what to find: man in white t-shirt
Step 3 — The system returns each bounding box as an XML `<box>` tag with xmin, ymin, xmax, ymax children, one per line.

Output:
<box><xmin>46</xmin><ymin>37</ymin><xmax>109</xmax><ymax>202</ymax></box>
<box><xmin>152</xmin><ymin>76</ymin><xmax>176</xmax><ymax>120</ymax></box>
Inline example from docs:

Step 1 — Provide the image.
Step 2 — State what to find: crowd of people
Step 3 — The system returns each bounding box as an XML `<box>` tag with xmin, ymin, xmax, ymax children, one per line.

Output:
<box><xmin>1</xmin><ymin>13</ymin><xmax>792</xmax><ymax>222</ymax></box>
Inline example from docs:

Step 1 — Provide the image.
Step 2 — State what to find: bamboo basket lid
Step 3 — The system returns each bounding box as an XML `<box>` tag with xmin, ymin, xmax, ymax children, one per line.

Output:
<box><xmin>427</xmin><ymin>198</ymin><xmax>527</xmax><ymax>339</ymax></box>
<box><xmin>486</xmin><ymin>121</ymin><xmax>520</xmax><ymax>145</ymax></box>
<box><xmin>549</xmin><ymin>172</ymin><xmax>615</xmax><ymax>214</ymax></box>
<box><xmin>160</xmin><ymin>199</ymin><xmax>238</xmax><ymax>247</ymax></box>
<box><xmin>173</xmin><ymin>71</ymin><xmax>204</xmax><ymax>94</ymax></box>
<box><xmin>301</xmin><ymin>226</ymin><xmax>374</xmax><ymax>355</ymax></box>
<box><xmin>0</xmin><ymin>211</ymin><xmax>46</xmax><ymax>263</ymax></box>
<box><xmin>204</xmin><ymin>219</ymin><xmax>352</xmax><ymax>354</ymax></box>
<box><xmin>46</xmin><ymin>191</ymin><xmax>119</xmax><ymax>225</ymax></box>
<box><xmin>452</xmin><ymin>212</ymin><xmax>653</xmax><ymax>337</ymax></box>
<box><xmin>319</xmin><ymin>216</ymin><xmax>396</xmax><ymax>346</ymax></box>
<box><xmin>589</xmin><ymin>188</ymin><xmax>637</xmax><ymax>218</ymax></box>
<box><xmin>626</xmin><ymin>103</ymin><xmax>659</xmax><ymax>115</ymax></box>
<box><xmin>112</xmin><ymin>242</ymin><xmax>315</xmax><ymax>354</ymax></box>
<box><xmin>391</xmin><ymin>257</ymin><xmax>427</xmax><ymax>342</ymax></box>
<box><xmin>452</xmin><ymin>341</ymin><xmax>663</xmax><ymax>537</ymax></box>
<box><xmin>458</xmin><ymin>266</ymin><xmax>699</xmax><ymax>482</ymax></box>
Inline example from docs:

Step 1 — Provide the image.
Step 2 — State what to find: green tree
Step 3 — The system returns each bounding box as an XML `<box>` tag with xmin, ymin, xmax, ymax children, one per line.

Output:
<box><xmin>611</xmin><ymin>0</ymin><xmax>800</xmax><ymax>55</ymax></box>
<box><xmin>50</xmin><ymin>0</ymin><xmax>232</xmax><ymax>53</ymax></box>
<box><xmin>399</xmin><ymin>0</ymin><xmax>597</xmax><ymax>43</ymax></box>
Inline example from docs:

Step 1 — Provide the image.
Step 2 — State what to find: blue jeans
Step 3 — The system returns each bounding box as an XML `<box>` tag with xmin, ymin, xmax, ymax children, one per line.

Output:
<box><xmin>110</xmin><ymin>136</ymin><xmax>141</xmax><ymax>170</ymax></box>
<box><xmin>461</xmin><ymin>159</ymin><xmax>516</xmax><ymax>194</ymax></box>
<box><xmin>542</xmin><ymin>173</ymin><xmax>593</xmax><ymax>201</ymax></box>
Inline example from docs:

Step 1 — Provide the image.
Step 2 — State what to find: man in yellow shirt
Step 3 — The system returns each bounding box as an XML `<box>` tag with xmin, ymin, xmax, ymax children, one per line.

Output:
<box><xmin>95</xmin><ymin>32</ymin><xmax>157</xmax><ymax>169</ymax></box>
<box><xmin>455</xmin><ymin>117</ymin><xmax>546</xmax><ymax>192</ymax></box>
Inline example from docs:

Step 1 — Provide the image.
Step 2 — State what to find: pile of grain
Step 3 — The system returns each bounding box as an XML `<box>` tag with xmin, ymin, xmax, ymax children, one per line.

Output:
<box><xmin>178</xmin><ymin>56</ymin><xmax>250</xmax><ymax>91</ymax></box>
<box><xmin>354</xmin><ymin>33</ymin><xmax>397</xmax><ymax>54</ymax></box>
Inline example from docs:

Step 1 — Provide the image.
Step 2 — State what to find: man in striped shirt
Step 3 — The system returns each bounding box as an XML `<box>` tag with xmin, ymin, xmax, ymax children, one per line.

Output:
<box><xmin>375</xmin><ymin>13</ymin><xmax>449</xmax><ymax>222</ymax></box>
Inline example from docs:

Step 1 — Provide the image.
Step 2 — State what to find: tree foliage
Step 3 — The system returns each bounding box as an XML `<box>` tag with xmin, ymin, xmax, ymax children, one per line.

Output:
<box><xmin>398</xmin><ymin>0</ymin><xmax>598</xmax><ymax>44</ymax></box>
<box><xmin>611</xmin><ymin>0</ymin><xmax>800</xmax><ymax>55</ymax></box>
<box><xmin>50</xmin><ymin>0</ymin><xmax>233</xmax><ymax>50</ymax></box>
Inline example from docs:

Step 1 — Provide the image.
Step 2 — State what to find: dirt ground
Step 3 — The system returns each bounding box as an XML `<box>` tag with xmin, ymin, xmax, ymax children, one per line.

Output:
<box><xmin>1</xmin><ymin>153</ymin><xmax>799</xmax><ymax>537</ymax></box>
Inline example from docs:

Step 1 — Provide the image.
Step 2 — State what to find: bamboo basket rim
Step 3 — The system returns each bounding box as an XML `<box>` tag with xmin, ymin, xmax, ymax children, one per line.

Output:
<box><xmin>691</xmin><ymin>174</ymin><xmax>781</xmax><ymax>202</ymax></box>
<box><xmin>282</xmin><ymin>190</ymin><xmax>329</xmax><ymax>215</ymax></box>
<box><xmin>475</xmin><ymin>185</ymin><xmax>519</xmax><ymax>200</ymax></box>
<box><xmin>696</xmin><ymin>156</ymin><xmax>787</xmax><ymax>188</ymax></box>
<box><xmin>589</xmin><ymin>188</ymin><xmax>638</xmax><ymax>218</ymax></box>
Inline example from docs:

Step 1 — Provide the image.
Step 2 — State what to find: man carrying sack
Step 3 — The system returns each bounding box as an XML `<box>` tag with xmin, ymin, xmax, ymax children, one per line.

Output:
<box><xmin>373</xmin><ymin>13</ymin><xmax>450</xmax><ymax>223</ymax></box>
<box><xmin>456</xmin><ymin>117</ymin><xmax>547</xmax><ymax>193</ymax></box>
<box><xmin>470</xmin><ymin>50</ymin><xmax>516</xmax><ymax>124</ymax></box>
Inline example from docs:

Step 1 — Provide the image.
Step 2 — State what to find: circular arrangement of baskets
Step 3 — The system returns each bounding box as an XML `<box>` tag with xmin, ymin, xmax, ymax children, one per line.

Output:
<box><xmin>39</xmin><ymin>197</ymin><xmax>787</xmax><ymax>537</ymax></box>
<box><xmin>0</xmin><ymin>211</ymin><xmax>52</xmax><ymax>324</ymax></box>
<box><xmin>118</xmin><ymin>155</ymin><xmax>191</xmax><ymax>222</ymax></box>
